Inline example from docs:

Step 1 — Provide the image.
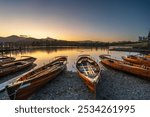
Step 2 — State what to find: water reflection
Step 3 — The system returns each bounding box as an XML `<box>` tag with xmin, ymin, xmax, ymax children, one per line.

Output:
<box><xmin>1</xmin><ymin>47</ymin><xmax>139</xmax><ymax>72</ymax></box>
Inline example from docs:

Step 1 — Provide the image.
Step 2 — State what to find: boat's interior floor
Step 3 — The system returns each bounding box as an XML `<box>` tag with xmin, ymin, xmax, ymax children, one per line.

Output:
<box><xmin>78</xmin><ymin>60</ymin><xmax>98</xmax><ymax>78</ymax></box>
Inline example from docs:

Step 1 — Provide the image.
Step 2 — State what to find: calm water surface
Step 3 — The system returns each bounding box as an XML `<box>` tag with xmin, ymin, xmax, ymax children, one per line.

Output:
<box><xmin>4</xmin><ymin>47</ymin><xmax>139</xmax><ymax>72</ymax></box>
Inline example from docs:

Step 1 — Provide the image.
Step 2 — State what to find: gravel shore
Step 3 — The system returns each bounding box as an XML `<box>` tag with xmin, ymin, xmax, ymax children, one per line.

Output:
<box><xmin>0</xmin><ymin>63</ymin><xmax>150</xmax><ymax>100</ymax></box>
<box><xmin>96</xmin><ymin>63</ymin><xmax>150</xmax><ymax>100</ymax></box>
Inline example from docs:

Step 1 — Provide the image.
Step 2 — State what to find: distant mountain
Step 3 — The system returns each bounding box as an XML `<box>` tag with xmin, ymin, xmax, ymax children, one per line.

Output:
<box><xmin>0</xmin><ymin>35</ymin><xmax>56</xmax><ymax>43</ymax></box>
<box><xmin>44</xmin><ymin>37</ymin><xmax>57</xmax><ymax>41</ymax></box>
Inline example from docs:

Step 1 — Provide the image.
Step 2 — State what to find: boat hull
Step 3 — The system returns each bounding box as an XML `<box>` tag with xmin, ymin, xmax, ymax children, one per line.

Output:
<box><xmin>101</xmin><ymin>59</ymin><xmax>150</xmax><ymax>79</ymax></box>
<box><xmin>76</xmin><ymin>55</ymin><xmax>100</xmax><ymax>93</ymax></box>
<box><xmin>77</xmin><ymin>71</ymin><xmax>96</xmax><ymax>92</ymax></box>
<box><xmin>0</xmin><ymin>57</ymin><xmax>36</xmax><ymax>77</ymax></box>
<box><xmin>99</xmin><ymin>54</ymin><xmax>111</xmax><ymax>59</ymax></box>
<box><xmin>6</xmin><ymin>56</ymin><xmax>67</xmax><ymax>100</ymax></box>
<box><xmin>122</xmin><ymin>56</ymin><xmax>150</xmax><ymax>67</ymax></box>
<box><xmin>145</xmin><ymin>55</ymin><xmax>150</xmax><ymax>59</ymax></box>
<box><xmin>0</xmin><ymin>56</ymin><xmax>15</xmax><ymax>65</ymax></box>
<box><xmin>6</xmin><ymin>66</ymin><xmax>65</xmax><ymax>100</ymax></box>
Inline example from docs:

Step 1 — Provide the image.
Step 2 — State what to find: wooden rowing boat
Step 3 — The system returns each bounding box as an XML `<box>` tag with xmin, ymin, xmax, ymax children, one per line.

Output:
<box><xmin>6</xmin><ymin>56</ymin><xmax>67</xmax><ymax>100</ymax></box>
<box><xmin>122</xmin><ymin>55</ymin><xmax>150</xmax><ymax>67</ymax></box>
<box><xmin>99</xmin><ymin>54</ymin><xmax>111</xmax><ymax>59</ymax></box>
<box><xmin>145</xmin><ymin>54</ymin><xmax>150</xmax><ymax>59</ymax></box>
<box><xmin>0</xmin><ymin>56</ymin><xmax>36</xmax><ymax>77</ymax></box>
<box><xmin>76</xmin><ymin>55</ymin><xmax>101</xmax><ymax>93</ymax></box>
<box><xmin>0</xmin><ymin>56</ymin><xmax>15</xmax><ymax>65</ymax></box>
<box><xmin>101</xmin><ymin>57</ymin><xmax>150</xmax><ymax>79</ymax></box>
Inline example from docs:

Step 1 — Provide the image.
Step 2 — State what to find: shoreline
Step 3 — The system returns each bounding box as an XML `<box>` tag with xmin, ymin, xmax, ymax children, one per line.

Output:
<box><xmin>1</xmin><ymin>46</ymin><xmax>149</xmax><ymax>54</ymax></box>
<box><xmin>0</xmin><ymin>46</ymin><xmax>108</xmax><ymax>52</ymax></box>
<box><xmin>109</xmin><ymin>48</ymin><xmax>150</xmax><ymax>53</ymax></box>
<box><xmin>0</xmin><ymin>63</ymin><xmax>150</xmax><ymax>100</ymax></box>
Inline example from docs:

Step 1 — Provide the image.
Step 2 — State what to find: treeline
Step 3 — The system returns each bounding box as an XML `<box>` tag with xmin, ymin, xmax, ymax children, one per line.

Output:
<box><xmin>110</xmin><ymin>41</ymin><xmax>138</xmax><ymax>46</ymax></box>
<box><xmin>0</xmin><ymin>35</ymin><xmax>139</xmax><ymax>51</ymax></box>
<box><xmin>0</xmin><ymin>40</ymin><xmax>109</xmax><ymax>51</ymax></box>
<box><xmin>31</xmin><ymin>40</ymin><xmax>110</xmax><ymax>47</ymax></box>
<box><xmin>0</xmin><ymin>40</ymin><xmax>137</xmax><ymax>51</ymax></box>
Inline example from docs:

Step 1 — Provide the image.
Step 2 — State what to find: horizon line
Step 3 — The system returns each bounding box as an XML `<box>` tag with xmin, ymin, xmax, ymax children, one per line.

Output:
<box><xmin>0</xmin><ymin>34</ymin><xmax>138</xmax><ymax>43</ymax></box>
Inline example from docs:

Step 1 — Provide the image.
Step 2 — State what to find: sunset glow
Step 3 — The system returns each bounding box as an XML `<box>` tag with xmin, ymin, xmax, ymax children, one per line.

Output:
<box><xmin>0</xmin><ymin>0</ymin><xmax>150</xmax><ymax>42</ymax></box>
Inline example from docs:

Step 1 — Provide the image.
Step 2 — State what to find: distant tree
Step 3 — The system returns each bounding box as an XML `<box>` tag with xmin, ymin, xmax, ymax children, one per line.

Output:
<box><xmin>139</xmin><ymin>36</ymin><xmax>143</xmax><ymax>42</ymax></box>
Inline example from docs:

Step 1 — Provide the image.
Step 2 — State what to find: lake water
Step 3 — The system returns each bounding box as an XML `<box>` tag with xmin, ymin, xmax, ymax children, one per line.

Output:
<box><xmin>3</xmin><ymin>47</ymin><xmax>140</xmax><ymax>72</ymax></box>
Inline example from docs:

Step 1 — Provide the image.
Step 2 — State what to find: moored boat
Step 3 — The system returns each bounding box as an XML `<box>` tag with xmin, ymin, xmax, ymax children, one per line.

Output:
<box><xmin>122</xmin><ymin>55</ymin><xmax>150</xmax><ymax>67</ymax></box>
<box><xmin>76</xmin><ymin>55</ymin><xmax>101</xmax><ymax>93</ymax></box>
<box><xmin>6</xmin><ymin>56</ymin><xmax>67</xmax><ymax>100</ymax></box>
<box><xmin>0</xmin><ymin>56</ymin><xmax>15</xmax><ymax>65</ymax></box>
<box><xmin>101</xmin><ymin>57</ymin><xmax>150</xmax><ymax>79</ymax></box>
<box><xmin>145</xmin><ymin>54</ymin><xmax>150</xmax><ymax>59</ymax></box>
<box><xmin>0</xmin><ymin>56</ymin><xmax>36</xmax><ymax>77</ymax></box>
<box><xmin>99</xmin><ymin>54</ymin><xmax>111</xmax><ymax>59</ymax></box>
<box><xmin>16</xmin><ymin>56</ymin><xmax>36</xmax><ymax>63</ymax></box>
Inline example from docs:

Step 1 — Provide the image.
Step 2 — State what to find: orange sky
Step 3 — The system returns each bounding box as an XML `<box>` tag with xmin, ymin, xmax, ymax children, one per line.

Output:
<box><xmin>0</xmin><ymin>20</ymin><xmax>134</xmax><ymax>42</ymax></box>
<box><xmin>0</xmin><ymin>0</ymin><xmax>149</xmax><ymax>42</ymax></box>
